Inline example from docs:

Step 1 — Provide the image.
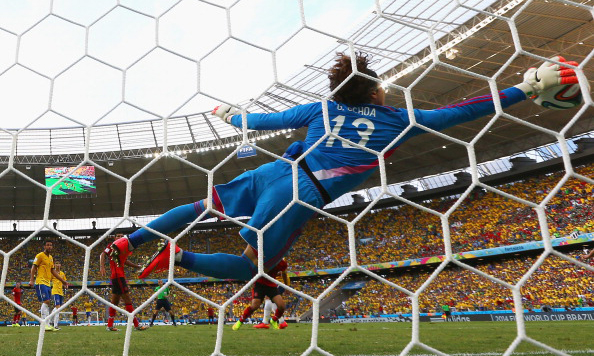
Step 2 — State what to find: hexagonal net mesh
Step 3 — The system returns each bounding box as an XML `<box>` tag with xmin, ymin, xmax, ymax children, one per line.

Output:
<box><xmin>0</xmin><ymin>1</ymin><xmax>593</xmax><ymax>356</ymax></box>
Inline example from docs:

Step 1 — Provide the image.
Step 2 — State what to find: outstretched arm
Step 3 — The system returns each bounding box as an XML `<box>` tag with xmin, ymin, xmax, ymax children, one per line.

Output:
<box><xmin>411</xmin><ymin>86</ymin><xmax>527</xmax><ymax>134</ymax></box>
<box><xmin>212</xmin><ymin>102</ymin><xmax>321</xmax><ymax>131</ymax></box>
<box><xmin>400</xmin><ymin>56</ymin><xmax>579</xmax><ymax>139</ymax></box>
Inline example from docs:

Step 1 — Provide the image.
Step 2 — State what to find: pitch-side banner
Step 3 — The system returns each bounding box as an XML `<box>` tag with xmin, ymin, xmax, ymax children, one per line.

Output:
<box><xmin>329</xmin><ymin>316</ymin><xmax>412</xmax><ymax>323</ymax></box>
<box><xmin>325</xmin><ymin>311</ymin><xmax>594</xmax><ymax>323</ymax></box>
<box><xmin>420</xmin><ymin>311</ymin><xmax>594</xmax><ymax>322</ymax></box>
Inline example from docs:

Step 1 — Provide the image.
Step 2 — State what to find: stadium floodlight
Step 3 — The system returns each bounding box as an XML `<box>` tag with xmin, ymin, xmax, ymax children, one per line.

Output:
<box><xmin>445</xmin><ymin>48</ymin><xmax>459</xmax><ymax>60</ymax></box>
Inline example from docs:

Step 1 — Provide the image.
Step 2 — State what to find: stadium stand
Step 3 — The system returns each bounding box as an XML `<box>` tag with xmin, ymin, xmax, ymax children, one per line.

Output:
<box><xmin>343</xmin><ymin>251</ymin><xmax>594</xmax><ymax>317</ymax></box>
<box><xmin>1</xmin><ymin>163</ymin><xmax>592</xmax><ymax>322</ymax></box>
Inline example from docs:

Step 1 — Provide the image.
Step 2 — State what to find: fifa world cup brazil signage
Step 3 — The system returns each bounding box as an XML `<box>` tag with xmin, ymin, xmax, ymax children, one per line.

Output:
<box><xmin>324</xmin><ymin>311</ymin><xmax>594</xmax><ymax>324</ymax></box>
<box><xmin>420</xmin><ymin>311</ymin><xmax>594</xmax><ymax>322</ymax></box>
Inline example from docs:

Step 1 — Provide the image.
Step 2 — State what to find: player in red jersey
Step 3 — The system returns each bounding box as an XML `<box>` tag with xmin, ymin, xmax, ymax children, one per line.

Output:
<box><xmin>207</xmin><ymin>306</ymin><xmax>215</xmax><ymax>324</ymax></box>
<box><xmin>71</xmin><ymin>305</ymin><xmax>78</xmax><ymax>325</ymax></box>
<box><xmin>254</xmin><ymin>296</ymin><xmax>289</xmax><ymax>330</ymax></box>
<box><xmin>100</xmin><ymin>234</ymin><xmax>148</xmax><ymax>332</ymax></box>
<box><xmin>12</xmin><ymin>282</ymin><xmax>23</xmax><ymax>327</ymax></box>
<box><xmin>233</xmin><ymin>258</ymin><xmax>289</xmax><ymax>330</ymax></box>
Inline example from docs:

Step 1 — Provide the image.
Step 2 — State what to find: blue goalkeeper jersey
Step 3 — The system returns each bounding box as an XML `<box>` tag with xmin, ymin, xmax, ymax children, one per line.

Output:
<box><xmin>229</xmin><ymin>87</ymin><xmax>526</xmax><ymax>201</ymax></box>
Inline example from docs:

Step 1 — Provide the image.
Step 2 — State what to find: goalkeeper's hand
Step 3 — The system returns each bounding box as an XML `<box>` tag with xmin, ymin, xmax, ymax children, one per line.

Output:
<box><xmin>515</xmin><ymin>56</ymin><xmax>579</xmax><ymax>96</ymax></box>
<box><xmin>212</xmin><ymin>104</ymin><xmax>238</xmax><ymax>124</ymax></box>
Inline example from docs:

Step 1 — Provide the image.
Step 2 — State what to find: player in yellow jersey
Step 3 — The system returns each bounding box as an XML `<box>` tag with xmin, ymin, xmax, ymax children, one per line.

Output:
<box><xmin>29</xmin><ymin>240</ymin><xmax>69</xmax><ymax>332</ymax></box>
<box><xmin>84</xmin><ymin>300</ymin><xmax>94</xmax><ymax>326</ymax></box>
<box><xmin>50</xmin><ymin>261</ymin><xmax>67</xmax><ymax>330</ymax></box>
<box><xmin>22</xmin><ymin>310</ymin><xmax>29</xmax><ymax>326</ymax></box>
<box><xmin>181</xmin><ymin>306</ymin><xmax>189</xmax><ymax>325</ymax></box>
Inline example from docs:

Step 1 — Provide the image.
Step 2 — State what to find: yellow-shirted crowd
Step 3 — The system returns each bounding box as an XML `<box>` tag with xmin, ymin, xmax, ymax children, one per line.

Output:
<box><xmin>1</xmin><ymin>163</ymin><xmax>592</xmax><ymax>321</ymax></box>
<box><xmin>344</xmin><ymin>250</ymin><xmax>593</xmax><ymax>316</ymax></box>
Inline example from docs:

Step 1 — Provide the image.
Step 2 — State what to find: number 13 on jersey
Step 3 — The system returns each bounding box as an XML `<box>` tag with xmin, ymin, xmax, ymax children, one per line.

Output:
<box><xmin>325</xmin><ymin>115</ymin><xmax>375</xmax><ymax>148</ymax></box>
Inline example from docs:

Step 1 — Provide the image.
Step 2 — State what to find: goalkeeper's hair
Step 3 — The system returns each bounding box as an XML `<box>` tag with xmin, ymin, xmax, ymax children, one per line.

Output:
<box><xmin>328</xmin><ymin>52</ymin><xmax>379</xmax><ymax>106</ymax></box>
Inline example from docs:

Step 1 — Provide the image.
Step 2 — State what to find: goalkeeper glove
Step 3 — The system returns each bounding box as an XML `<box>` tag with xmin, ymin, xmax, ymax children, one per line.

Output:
<box><xmin>212</xmin><ymin>104</ymin><xmax>238</xmax><ymax>124</ymax></box>
<box><xmin>515</xmin><ymin>56</ymin><xmax>579</xmax><ymax>96</ymax></box>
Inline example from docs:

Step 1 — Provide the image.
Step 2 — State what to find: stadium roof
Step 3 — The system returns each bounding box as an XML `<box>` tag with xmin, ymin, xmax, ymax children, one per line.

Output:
<box><xmin>0</xmin><ymin>0</ymin><xmax>593</xmax><ymax>220</ymax></box>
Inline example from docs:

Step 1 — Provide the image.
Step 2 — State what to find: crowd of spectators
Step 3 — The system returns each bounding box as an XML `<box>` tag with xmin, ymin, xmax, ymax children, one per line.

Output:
<box><xmin>344</xmin><ymin>250</ymin><xmax>594</xmax><ymax>317</ymax></box>
<box><xmin>1</xmin><ymin>163</ymin><xmax>592</xmax><ymax>322</ymax></box>
<box><xmin>2</xmin><ymin>165</ymin><xmax>592</xmax><ymax>280</ymax></box>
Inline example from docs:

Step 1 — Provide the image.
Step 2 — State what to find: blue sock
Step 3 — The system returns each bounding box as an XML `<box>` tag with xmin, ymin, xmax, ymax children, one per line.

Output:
<box><xmin>128</xmin><ymin>202</ymin><xmax>210</xmax><ymax>249</ymax></box>
<box><xmin>178</xmin><ymin>251</ymin><xmax>256</xmax><ymax>281</ymax></box>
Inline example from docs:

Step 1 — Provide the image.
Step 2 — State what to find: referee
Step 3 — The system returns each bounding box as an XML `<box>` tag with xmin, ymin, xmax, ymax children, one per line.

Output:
<box><xmin>149</xmin><ymin>280</ymin><xmax>177</xmax><ymax>327</ymax></box>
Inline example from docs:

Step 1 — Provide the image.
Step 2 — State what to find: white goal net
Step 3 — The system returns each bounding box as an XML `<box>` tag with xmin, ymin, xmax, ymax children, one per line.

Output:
<box><xmin>0</xmin><ymin>1</ymin><xmax>593</xmax><ymax>356</ymax></box>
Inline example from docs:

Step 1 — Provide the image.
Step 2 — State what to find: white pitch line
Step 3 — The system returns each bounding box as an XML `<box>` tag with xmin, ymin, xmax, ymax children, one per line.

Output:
<box><xmin>341</xmin><ymin>351</ymin><xmax>594</xmax><ymax>356</ymax></box>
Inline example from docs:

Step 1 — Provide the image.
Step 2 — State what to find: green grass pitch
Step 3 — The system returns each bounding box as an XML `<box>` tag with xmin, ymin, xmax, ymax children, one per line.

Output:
<box><xmin>1</xmin><ymin>321</ymin><xmax>593</xmax><ymax>355</ymax></box>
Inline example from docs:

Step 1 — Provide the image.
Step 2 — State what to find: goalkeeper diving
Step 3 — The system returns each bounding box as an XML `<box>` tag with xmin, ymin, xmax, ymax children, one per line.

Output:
<box><xmin>106</xmin><ymin>53</ymin><xmax>580</xmax><ymax>285</ymax></box>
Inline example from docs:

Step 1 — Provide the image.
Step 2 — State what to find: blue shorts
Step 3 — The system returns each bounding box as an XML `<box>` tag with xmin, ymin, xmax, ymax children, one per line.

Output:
<box><xmin>214</xmin><ymin>160</ymin><xmax>324</xmax><ymax>269</ymax></box>
<box><xmin>86</xmin><ymin>311</ymin><xmax>91</xmax><ymax>317</ymax></box>
<box><xmin>35</xmin><ymin>284</ymin><xmax>51</xmax><ymax>302</ymax></box>
<box><xmin>52</xmin><ymin>294</ymin><xmax>64</xmax><ymax>305</ymax></box>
